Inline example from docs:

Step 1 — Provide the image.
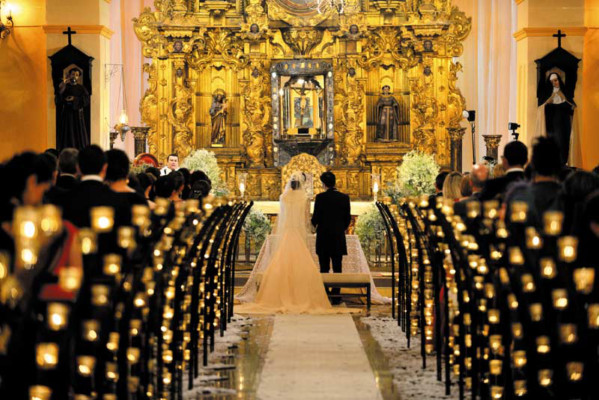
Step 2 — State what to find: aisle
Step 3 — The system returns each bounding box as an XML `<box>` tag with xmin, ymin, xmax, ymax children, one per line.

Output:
<box><xmin>257</xmin><ymin>314</ymin><xmax>382</xmax><ymax>400</ymax></box>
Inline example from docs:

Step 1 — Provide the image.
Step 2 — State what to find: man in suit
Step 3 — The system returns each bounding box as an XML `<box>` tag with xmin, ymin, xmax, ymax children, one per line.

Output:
<box><xmin>480</xmin><ymin>140</ymin><xmax>528</xmax><ymax>201</ymax></box>
<box><xmin>160</xmin><ymin>153</ymin><xmax>180</xmax><ymax>176</ymax></box>
<box><xmin>454</xmin><ymin>163</ymin><xmax>489</xmax><ymax>217</ymax></box>
<box><xmin>56</xmin><ymin>148</ymin><xmax>79</xmax><ymax>190</ymax></box>
<box><xmin>311</xmin><ymin>172</ymin><xmax>351</xmax><ymax>304</ymax></box>
<box><xmin>529</xmin><ymin>137</ymin><xmax>563</xmax><ymax>217</ymax></box>
<box><xmin>62</xmin><ymin>145</ymin><xmax>130</xmax><ymax>228</ymax></box>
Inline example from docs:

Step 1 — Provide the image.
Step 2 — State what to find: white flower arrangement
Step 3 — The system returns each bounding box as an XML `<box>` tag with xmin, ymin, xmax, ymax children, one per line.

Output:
<box><xmin>242</xmin><ymin>209</ymin><xmax>271</xmax><ymax>249</ymax></box>
<box><xmin>181</xmin><ymin>149</ymin><xmax>230</xmax><ymax>196</ymax></box>
<box><xmin>355</xmin><ymin>205</ymin><xmax>386</xmax><ymax>251</ymax></box>
<box><xmin>387</xmin><ymin>150</ymin><xmax>440</xmax><ymax>199</ymax></box>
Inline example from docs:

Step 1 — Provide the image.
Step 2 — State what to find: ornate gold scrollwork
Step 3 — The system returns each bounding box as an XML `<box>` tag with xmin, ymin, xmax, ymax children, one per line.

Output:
<box><xmin>187</xmin><ymin>29</ymin><xmax>248</xmax><ymax>71</ymax></box>
<box><xmin>242</xmin><ymin>62</ymin><xmax>272</xmax><ymax>167</ymax></box>
<box><xmin>281</xmin><ymin>153</ymin><xmax>327</xmax><ymax>195</ymax></box>
<box><xmin>281</xmin><ymin>28</ymin><xmax>325</xmax><ymax>57</ymax></box>
<box><xmin>140</xmin><ymin>63</ymin><xmax>160</xmax><ymax>157</ymax></box>
<box><xmin>334</xmin><ymin>60</ymin><xmax>364</xmax><ymax>166</ymax></box>
<box><xmin>168</xmin><ymin>75</ymin><xmax>194</xmax><ymax>158</ymax></box>
<box><xmin>358</xmin><ymin>27</ymin><xmax>419</xmax><ymax>70</ymax></box>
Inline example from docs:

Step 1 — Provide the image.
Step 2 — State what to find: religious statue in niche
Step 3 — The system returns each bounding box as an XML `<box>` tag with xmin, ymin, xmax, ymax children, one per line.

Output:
<box><xmin>375</xmin><ymin>85</ymin><xmax>401</xmax><ymax>142</ymax></box>
<box><xmin>56</xmin><ymin>67</ymin><xmax>91</xmax><ymax>150</ymax></box>
<box><xmin>294</xmin><ymin>89</ymin><xmax>313</xmax><ymax>128</ymax></box>
<box><xmin>210</xmin><ymin>90</ymin><xmax>228</xmax><ymax>147</ymax></box>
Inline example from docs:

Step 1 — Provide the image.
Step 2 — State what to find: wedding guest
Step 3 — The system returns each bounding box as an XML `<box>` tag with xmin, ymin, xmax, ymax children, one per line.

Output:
<box><xmin>178</xmin><ymin>167</ymin><xmax>191</xmax><ymax>199</ymax></box>
<box><xmin>454</xmin><ymin>164</ymin><xmax>489</xmax><ymax>217</ymax></box>
<box><xmin>56</xmin><ymin>148</ymin><xmax>79</xmax><ymax>190</ymax></box>
<box><xmin>137</xmin><ymin>172</ymin><xmax>156</xmax><ymax>208</ymax></box>
<box><xmin>170</xmin><ymin>171</ymin><xmax>185</xmax><ymax>200</ymax></box>
<box><xmin>155</xmin><ymin>175</ymin><xmax>179</xmax><ymax>202</ymax></box>
<box><xmin>146</xmin><ymin>166</ymin><xmax>160</xmax><ymax>180</ymax></box>
<box><xmin>190</xmin><ymin>170</ymin><xmax>212</xmax><ymax>193</ymax></box>
<box><xmin>529</xmin><ymin>137</ymin><xmax>563</xmax><ymax>216</ymax></box>
<box><xmin>480</xmin><ymin>140</ymin><xmax>528</xmax><ymax>201</ymax></box>
<box><xmin>435</xmin><ymin>171</ymin><xmax>449</xmax><ymax>197</ymax></box>
<box><xmin>160</xmin><ymin>153</ymin><xmax>179</xmax><ymax>176</ymax></box>
<box><xmin>62</xmin><ymin>145</ymin><xmax>130</xmax><ymax>228</ymax></box>
<box><xmin>442</xmin><ymin>171</ymin><xmax>463</xmax><ymax>202</ymax></box>
<box><xmin>460</xmin><ymin>174</ymin><xmax>473</xmax><ymax>199</ymax></box>
<box><xmin>492</xmin><ymin>163</ymin><xmax>505</xmax><ymax>178</ymax></box>
<box><xmin>562</xmin><ymin>171</ymin><xmax>599</xmax><ymax>234</ymax></box>
<box><xmin>105</xmin><ymin>149</ymin><xmax>147</xmax><ymax>207</ymax></box>
<box><xmin>577</xmin><ymin>191</ymin><xmax>599</xmax><ymax>265</ymax></box>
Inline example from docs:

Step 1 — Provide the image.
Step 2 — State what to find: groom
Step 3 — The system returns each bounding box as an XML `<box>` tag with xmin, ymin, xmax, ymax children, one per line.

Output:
<box><xmin>311</xmin><ymin>172</ymin><xmax>351</xmax><ymax>304</ymax></box>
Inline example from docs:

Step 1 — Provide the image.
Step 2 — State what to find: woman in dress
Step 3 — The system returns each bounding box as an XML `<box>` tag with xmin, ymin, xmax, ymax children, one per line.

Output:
<box><xmin>236</xmin><ymin>172</ymin><xmax>336</xmax><ymax>314</ymax></box>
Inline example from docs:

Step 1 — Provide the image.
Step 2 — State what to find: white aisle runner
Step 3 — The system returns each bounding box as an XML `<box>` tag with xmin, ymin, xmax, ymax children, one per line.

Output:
<box><xmin>257</xmin><ymin>315</ymin><xmax>382</xmax><ymax>400</ymax></box>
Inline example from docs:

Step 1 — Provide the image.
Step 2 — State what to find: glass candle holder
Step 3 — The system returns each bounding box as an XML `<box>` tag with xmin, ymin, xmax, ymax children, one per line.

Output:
<box><xmin>538</xmin><ymin>369</ymin><xmax>553</xmax><ymax>387</ymax></box>
<box><xmin>512</xmin><ymin>350</ymin><xmax>527</xmax><ymax>368</ymax></box>
<box><xmin>29</xmin><ymin>385</ymin><xmax>52</xmax><ymax>400</ymax></box>
<box><xmin>466</xmin><ymin>201</ymin><xmax>480</xmax><ymax>219</ymax></box>
<box><xmin>525</xmin><ymin>227</ymin><xmax>542</xmax><ymax>249</ymax></box>
<box><xmin>130</xmin><ymin>319</ymin><xmax>142</xmax><ymax>336</ymax></box>
<box><xmin>490</xmin><ymin>386</ymin><xmax>503</xmax><ymax>399</ymax></box>
<box><xmin>513</xmin><ymin>380</ymin><xmax>527</xmax><ymax>397</ymax></box>
<box><xmin>489</xmin><ymin>335</ymin><xmax>502</xmax><ymax>353</ymax></box>
<box><xmin>521</xmin><ymin>274</ymin><xmax>535</xmax><ymax>292</ymax></box>
<box><xmin>127</xmin><ymin>347</ymin><xmax>140</xmax><ymax>364</ymax></box>
<box><xmin>508</xmin><ymin>247</ymin><xmax>524</xmax><ymax>266</ymax></box>
<box><xmin>495</xmin><ymin>220</ymin><xmax>508</xmax><ymax>239</ymax></box>
<box><xmin>588</xmin><ymin>304</ymin><xmax>599</xmax><ymax>328</ymax></box>
<box><xmin>77</xmin><ymin>355</ymin><xmax>96</xmax><ymax>377</ymax></box>
<box><xmin>552</xmin><ymin>289</ymin><xmax>568</xmax><ymax>309</ymax></box>
<box><xmin>529</xmin><ymin>303</ymin><xmax>543</xmax><ymax>322</ymax></box>
<box><xmin>489</xmin><ymin>360</ymin><xmax>502</xmax><ymax>375</ymax></box>
<box><xmin>36</xmin><ymin>343</ymin><xmax>59</xmax><ymax>369</ymax></box>
<box><xmin>508</xmin><ymin>294</ymin><xmax>518</xmax><ymax>310</ymax></box>
<box><xmin>117</xmin><ymin>227</ymin><xmax>136</xmax><ymax>250</ymax></box>
<box><xmin>566</xmin><ymin>362</ymin><xmax>583</xmax><ymax>382</ymax></box>
<box><xmin>58</xmin><ymin>266</ymin><xmax>83</xmax><ymax>292</ymax></box>
<box><xmin>78</xmin><ymin>229</ymin><xmax>97</xmax><ymax>255</ymax></box>
<box><xmin>484</xmin><ymin>200</ymin><xmax>499</xmax><ymax>219</ymax></box>
<box><xmin>543</xmin><ymin>211</ymin><xmax>563</xmax><ymax>236</ymax></box>
<box><xmin>488</xmin><ymin>309</ymin><xmax>500</xmax><ymax>324</ymax></box>
<box><xmin>573</xmin><ymin>268</ymin><xmax>595</xmax><ymax>294</ymax></box>
<box><xmin>91</xmin><ymin>285</ymin><xmax>110</xmax><ymax>306</ymax></box>
<box><xmin>47</xmin><ymin>303</ymin><xmax>69</xmax><ymax>330</ymax></box>
<box><xmin>40</xmin><ymin>205</ymin><xmax>62</xmax><ymax>238</ymax></box>
<box><xmin>82</xmin><ymin>320</ymin><xmax>99</xmax><ymax>342</ymax></box>
<box><xmin>540</xmin><ymin>258</ymin><xmax>556</xmax><ymax>279</ymax></box>
<box><xmin>106</xmin><ymin>361</ymin><xmax>118</xmax><ymax>381</ymax></box>
<box><xmin>559</xmin><ymin>324</ymin><xmax>577</xmax><ymax>344</ymax></box>
<box><xmin>91</xmin><ymin>206</ymin><xmax>114</xmax><ymax>233</ymax></box>
<box><xmin>558</xmin><ymin>236</ymin><xmax>578</xmax><ymax>263</ymax></box>
<box><xmin>536</xmin><ymin>336</ymin><xmax>550</xmax><ymax>354</ymax></box>
<box><xmin>510</xmin><ymin>201</ymin><xmax>528</xmax><ymax>223</ymax></box>
<box><xmin>106</xmin><ymin>332</ymin><xmax>119</xmax><ymax>352</ymax></box>
<box><xmin>131</xmin><ymin>205</ymin><xmax>151</xmax><ymax>230</ymax></box>
<box><xmin>103</xmin><ymin>254</ymin><xmax>121</xmax><ymax>276</ymax></box>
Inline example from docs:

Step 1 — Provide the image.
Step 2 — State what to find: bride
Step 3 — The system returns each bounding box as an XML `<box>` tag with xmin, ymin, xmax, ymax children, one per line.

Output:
<box><xmin>236</xmin><ymin>172</ymin><xmax>336</xmax><ymax>314</ymax></box>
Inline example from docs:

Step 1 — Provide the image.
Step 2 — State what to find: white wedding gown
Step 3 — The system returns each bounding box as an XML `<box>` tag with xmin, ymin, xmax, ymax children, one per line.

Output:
<box><xmin>236</xmin><ymin>176</ymin><xmax>356</xmax><ymax>314</ymax></box>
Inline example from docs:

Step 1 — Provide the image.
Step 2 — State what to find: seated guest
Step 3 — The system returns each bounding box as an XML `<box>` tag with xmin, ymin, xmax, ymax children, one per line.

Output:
<box><xmin>170</xmin><ymin>171</ymin><xmax>185</xmax><ymax>200</ymax></box>
<box><xmin>460</xmin><ymin>174</ymin><xmax>473</xmax><ymax>199</ymax></box>
<box><xmin>178</xmin><ymin>167</ymin><xmax>191</xmax><ymax>199</ymax></box>
<box><xmin>442</xmin><ymin>172</ymin><xmax>463</xmax><ymax>202</ymax></box>
<box><xmin>137</xmin><ymin>172</ymin><xmax>156</xmax><ymax>209</ymax></box>
<box><xmin>529</xmin><ymin>137</ymin><xmax>563</xmax><ymax>216</ymax></box>
<box><xmin>480</xmin><ymin>140</ymin><xmax>528</xmax><ymax>201</ymax></box>
<box><xmin>492</xmin><ymin>163</ymin><xmax>505</xmax><ymax>178</ymax></box>
<box><xmin>188</xmin><ymin>180</ymin><xmax>211</xmax><ymax>200</ymax></box>
<box><xmin>454</xmin><ymin>164</ymin><xmax>489</xmax><ymax>216</ymax></box>
<box><xmin>562</xmin><ymin>171</ymin><xmax>599</xmax><ymax>234</ymax></box>
<box><xmin>56</xmin><ymin>148</ymin><xmax>79</xmax><ymax>190</ymax></box>
<box><xmin>435</xmin><ymin>171</ymin><xmax>449</xmax><ymax>197</ymax></box>
<box><xmin>160</xmin><ymin>153</ymin><xmax>179</xmax><ymax>176</ymax></box>
<box><xmin>155</xmin><ymin>175</ymin><xmax>179</xmax><ymax>202</ymax></box>
<box><xmin>146</xmin><ymin>166</ymin><xmax>161</xmax><ymax>180</ymax></box>
<box><xmin>190</xmin><ymin>170</ymin><xmax>212</xmax><ymax>192</ymax></box>
<box><xmin>62</xmin><ymin>145</ymin><xmax>130</xmax><ymax>228</ymax></box>
<box><xmin>105</xmin><ymin>149</ymin><xmax>147</xmax><ymax>206</ymax></box>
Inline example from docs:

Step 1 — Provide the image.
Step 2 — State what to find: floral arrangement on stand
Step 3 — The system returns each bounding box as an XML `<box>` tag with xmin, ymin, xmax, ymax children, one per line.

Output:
<box><xmin>130</xmin><ymin>163</ymin><xmax>151</xmax><ymax>175</ymax></box>
<box><xmin>355</xmin><ymin>205</ymin><xmax>386</xmax><ymax>259</ymax></box>
<box><xmin>242</xmin><ymin>209</ymin><xmax>271</xmax><ymax>251</ymax></box>
<box><xmin>384</xmin><ymin>150</ymin><xmax>440</xmax><ymax>202</ymax></box>
<box><xmin>181</xmin><ymin>149</ymin><xmax>229</xmax><ymax>196</ymax></box>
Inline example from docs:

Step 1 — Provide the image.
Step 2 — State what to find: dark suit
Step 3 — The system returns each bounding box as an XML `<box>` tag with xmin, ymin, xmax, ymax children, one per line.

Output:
<box><xmin>454</xmin><ymin>191</ymin><xmax>483</xmax><ymax>218</ymax></box>
<box><xmin>62</xmin><ymin>179</ymin><xmax>131</xmax><ymax>228</ymax></box>
<box><xmin>479</xmin><ymin>170</ymin><xmax>525</xmax><ymax>201</ymax></box>
<box><xmin>56</xmin><ymin>174</ymin><xmax>79</xmax><ymax>191</ymax></box>
<box><xmin>46</xmin><ymin>175</ymin><xmax>79</xmax><ymax>207</ymax></box>
<box><xmin>311</xmin><ymin>188</ymin><xmax>351</xmax><ymax>274</ymax></box>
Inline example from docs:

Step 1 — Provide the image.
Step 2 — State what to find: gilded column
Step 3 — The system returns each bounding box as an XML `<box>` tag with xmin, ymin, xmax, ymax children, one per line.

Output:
<box><xmin>482</xmin><ymin>134</ymin><xmax>503</xmax><ymax>163</ymax></box>
<box><xmin>448</xmin><ymin>127</ymin><xmax>466</xmax><ymax>172</ymax></box>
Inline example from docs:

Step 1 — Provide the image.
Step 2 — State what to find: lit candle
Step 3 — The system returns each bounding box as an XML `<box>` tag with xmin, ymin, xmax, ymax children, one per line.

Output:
<box><xmin>489</xmin><ymin>360</ymin><xmax>502</xmax><ymax>375</ymax></box>
<box><xmin>521</xmin><ymin>274</ymin><xmax>535</xmax><ymax>292</ymax></box>
<box><xmin>573</xmin><ymin>268</ymin><xmax>594</xmax><ymax>294</ymax></box>
<box><xmin>543</xmin><ymin>211</ymin><xmax>563</xmax><ymax>236</ymax></box>
<box><xmin>538</xmin><ymin>369</ymin><xmax>553</xmax><ymax>387</ymax></box>
<box><xmin>512</xmin><ymin>323</ymin><xmax>523</xmax><ymax>339</ymax></box>
<box><xmin>525</xmin><ymin>227</ymin><xmax>542</xmax><ymax>249</ymax></box>
<box><xmin>566</xmin><ymin>362</ymin><xmax>583</xmax><ymax>382</ymax></box>
<box><xmin>117</xmin><ymin>227</ymin><xmax>136</xmax><ymax>250</ymax></box>
<box><xmin>552</xmin><ymin>289</ymin><xmax>568</xmax><ymax>309</ymax></box>
<box><xmin>488</xmin><ymin>309</ymin><xmax>500</xmax><ymax>324</ymax></box>
<box><xmin>559</xmin><ymin>324</ymin><xmax>577</xmax><ymax>344</ymax></box>
<box><xmin>466</xmin><ymin>201</ymin><xmax>480</xmax><ymax>219</ymax></box>
<box><xmin>588</xmin><ymin>304</ymin><xmax>599</xmax><ymax>328</ymax></box>
<box><xmin>489</xmin><ymin>335</ymin><xmax>502</xmax><ymax>353</ymax></box>
<box><xmin>106</xmin><ymin>361</ymin><xmax>118</xmax><ymax>381</ymax></box>
<box><xmin>540</xmin><ymin>258</ymin><xmax>556</xmax><ymax>279</ymax></box>
<box><xmin>40</xmin><ymin>205</ymin><xmax>62</xmax><ymax>238</ymax></box>
<box><xmin>91</xmin><ymin>206</ymin><xmax>114</xmax><ymax>233</ymax></box>
<box><xmin>490</xmin><ymin>386</ymin><xmax>503</xmax><ymax>399</ymax></box>
<box><xmin>510</xmin><ymin>201</ymin><xmax>528</xmax><ymax>223</ymax></box>
<box><xmin>36</xmin><ymin>343</ymin><xmax>59</xmax><ymax>369</ymax></box>
<box><xmin>47</xmin><ymin>303</ymin><xmax>69</xmax><ymax>330</ymax></box>
<box><xmin>77</xmin><ymin>355</ymin><xmax>96</xmax><ymax>377</ymax></box>
<box><xmin>106</xmin><ymin>332</ymin><xmax>119</xmax><ymax>352</ymax></box>
<box><xmin>29</xmin><ymin>385</ymin><xmax>52</xmax><ymax>400</ymax></box>
<box><xmin>82</xmin><ymin>320</ymin><xmax>99</xmax><ymax>342</ymax></box>
<box><xmin>508</xmin><ymin>247</ymin><xmax>524</xmax><ymax>266</ymax></box>
<box><xmin>132</xmin><ymin>205</ymin><xmax>151</xmax><ymax>230</ymax></box>
<box><xmin>529</xmin><ymin>303</ymin><xmax>543</xmax><ymax>322</ymax></box>
<box><xmin>484</xmin><ymin>200</ymin><xmax>499</xmax><ymax>219</ymax></box>
<box><xmin>91</xmin><ymin>285</ymin><xmax>110</xmax><ymax>306</ymax></box>
<box><xmin>513</xmin><ymin>380</ymin><xmax>527</xmax><ymax>397</ymax></box>
<box><xmin>58</xmin><ymin>266</ymin><xmax>82</xmax><ymax>292</ymax></box>
<box><xmin>512</xmin><ymin>350</ymin><xmax>527</xmax><ymax>368</ymax></box>
<box><xmin>103</xmin><ymin>254</ymin><xmax>121</xmax><ymax>276</ymax></box>
<box><xmin>127</xmin><ymin>347</ymin><xmax>140</xmax><ymax>364</ymax></box>
<box><xmin>78</xmin><ymin>229</ymin><xmax>97</xmax><ymax>255</ymax></box>
<box><xmin>536</xmin><ymin>336</ymin><xmax>550</xmax><ymax>354</ymax></box>
<box><xmin>558</xmin><ymin>236</ymin><xmax>578</xmax><ymax>263</ymax></box>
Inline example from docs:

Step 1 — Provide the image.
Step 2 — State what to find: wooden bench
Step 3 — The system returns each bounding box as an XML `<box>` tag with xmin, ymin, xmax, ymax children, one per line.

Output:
<box><xmin>254</xmin><ymin>272</ymin><xmax>372</xmax><ymax>309</ymax></box>
<box><xmin>321</xmin><ymin>273</ymin><xmax>371</xmax><ymax>310</ymax></box>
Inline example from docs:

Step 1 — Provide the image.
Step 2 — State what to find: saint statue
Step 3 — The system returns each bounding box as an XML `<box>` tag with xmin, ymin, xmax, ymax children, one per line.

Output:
<box><xmin>294</xmin><ymin>89</ymin><xmax>313</xmax><ymax>128</ymax></box>
<box><xmin>56</xmin><ymin>68</ymin><xmax>90</xmax><ymax>150</ymax></box>
<box><xmin>375</xmin><ymin>85</ymin><xmax>401</xmax><ymax>142</ymax></box>
<box><xmin>210</xmin><ymin>91</ymin><xmax>228</xmax><ymax>146</ymax></box>
<box><xmin>535</xmin><ymin>71</ymin><xmax>576</xmax><ymax>164</ymax></box>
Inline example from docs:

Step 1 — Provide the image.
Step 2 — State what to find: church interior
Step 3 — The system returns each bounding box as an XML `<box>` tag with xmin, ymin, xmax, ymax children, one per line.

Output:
<box><xmin>1</xmin><ymin>0</ymin><xmax>599</xmax><ymax>399</ymax></box>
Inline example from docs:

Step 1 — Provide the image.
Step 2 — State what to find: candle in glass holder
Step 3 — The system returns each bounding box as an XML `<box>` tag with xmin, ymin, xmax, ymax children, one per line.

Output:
<box><xmin>78</xmin><ymin>229</ymin><xmax>97</xmax><ymax>255</ymax></box>
<box><xmin>489</xmin><ymin>335</ymin><xmax>502</xmax><ymax>353</ymax></box>
<box><xmin>536</xmin><ymin>336</ymin><xmax>550</xmax><ymax>354</ymax></box>
<box><xmin>512</xmin><ymin>323</ymin><xmax>523</xmax><ymax>339</ymax></box>
<box><xmin>29</xmin><ymin>385</ymin><xmax>52</xmax><ymax>400</ymax></box>
<box><xmin>40</xmin><ymin>205</ymin><xmax>62</xmax><ymax>238</ymax></box>
<box><xmin>508</xmin><ymin>247</ymin><xmax>524</xmax><ymax>266</ymax></box>
<box><xmin>91</xmin><ymin>285</ymin><xmax>110</xmax><ymax>306</ymax></box>
<box><xmin>558</xmin><ymin>236</ymin><xmax>578</xmax><ymax>263</ymax></box>
<box><xmin>508</xmin><ymin>294</ymin><xmax>518</xmax><ymax>310</ymax></box>
<box><xmin>82</xmin><ymin>320</ymin><xmax>99</xmax><ymax>342</ymax></box>
<box><xmin>130</xmin><ymin>319</ymin><xmax>142</xmax><ymax>336</ymax></box>
<box><xmin>552</xmin><ymin>289</ymin><xmax>568</xmax><ymax>309</ymax></box>
<box><xmin>106</xmin><ymin>361</ymin><xmax>118</xmax><ymax>381</ymax></box>
<box><xmin>489</xmin><ymin>360</ymin><xmax>503</xmax><ymax>375</ymax></box>
<box><xmin>77</xmin><ymin>355</ymin><xmax>96</xmax><ymax>377</ymax></box>
<box><xmin>521</xmin><ymin>274</ymin><xmax>535</xmax><ymax>292</ymax></box>
<box><xmin>566</xmin><ymin>362</ymin><xmax>583</xmax><ymax>382</ymax></box>
<box><xmin>529</xmin><ymin>303</ymin><xmax>543</xmax><ymax>322</ymax></box>
<box><xmin>495</xmin><ymin>220</ymin><xmax>508</xmax><ymax>238</ymax></box>
<box><xmin>543</xmin><ymin>211</ymin><xmax>563</xmax><ymax>236</ymax></box>
<box><xmin>525</xmin><ymin>227</ymin><xmax>542</xmax><ymax>249</ymax></box>
<box><xmin>0</xmin><ymin>251</ymin><xmax>8</xmax><ymax>280</ymax></box>
<box><xmin>513</xmin><ymin>350</ymin><xmax>527</xmax><ymax>368</ymax></box>
<box><xmin>466</xmin><ymin>201</ymin><xmax>480</xmax><ymax>219</ymax></box>
<box><xmin>484</xmin><ymin>200</ymin><xmax>499</xmax><ymax>219</ymax></box>
<box><xmin>573</xmin><ymin>268</ymin><xmax>595</xmax><ymax>294</ymax></box>
<box><xmin>132</xmin><ymin>205</ymin><xmax>150</xmax><ymax>229</ymax></box>
<box><xmin>117</xmin><ymin>227</ymin><xmax>136</xmax><ymax>250</ymax></box>
<box><xmin>58</xmin><ymin>266</ymin><xmax>83</xmax><ymax>292</ymax></box>
<box><xmin>47</xmin><ymin>303</ymin><xmax>69</xmax><ymax>330</ymax></box>
<box><xmin>540</xmin><ymin>258</ymin><xmax>556</xmax><ymax>279</ymax></box>
<box><xmin>490</xmin><ymin>385</ymin><xmax>503</xmax><ymax>399</ymax></box>
<box><xmin>103</xmin><ymin>254</ymin><xmax>121</xmax><ymax>276</ymax></box>
<box><xmin>488</xmin><ymin>309</ymin><xmax>500</xmax><ymax>324</ymax></box>
<box><xmin>538</xmin><ymin>369</ymin><xmax>553</xmax><ymax>387</ymax></box>
<box><xmin>510</xmin><ymin>201</ymin><xmax>528</xmax><ymax>223</ymax></box>
<box><xmin>36</xmin><ymin>343</ymin><xmax>59</xmax><ymax>369</ymax></box>
<box><xmin>107</xmin><ymin>332</ymin><xmax>119</xmax><ymax>352</ymax></box>
<box><xmin>127</xmin><ymin>347</ymin><xmax>140</xmax><ymax>364</ymax></box>
<box><xmin>559</xmin><ymin>324</ymin><xmax>577</xmax><ymax>344</ymax></box>
<box><xmin>588</xmin><ymin>304</ymin><xmax>599</xmax><ymax>328</ymax></box>
<box><xmin>513</xmin><ymin>380</ymin><xmax>527</xmax><ymax>397</ymax></box>
<box><xmin>91</xmin><ymin>206</ymin><xmax>114</xmax><ymax>232</ymax></box>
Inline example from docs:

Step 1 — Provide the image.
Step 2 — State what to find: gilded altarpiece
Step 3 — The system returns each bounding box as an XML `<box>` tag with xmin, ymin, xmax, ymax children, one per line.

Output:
<box><xmin>134</xmin><ymin>0</ymin><xmax>471</xmax><ymax>200</ymax></box>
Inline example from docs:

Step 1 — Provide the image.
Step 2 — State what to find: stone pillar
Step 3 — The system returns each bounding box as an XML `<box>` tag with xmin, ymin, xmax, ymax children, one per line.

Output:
<box><xmin>482</xmin><ymin>134</ymin><xmax>502</xmax><ymax>163</ymax></box>
<box><xmin>448</xmin><ymin>127</ymin><xmax>466</xmax><ymax>172</ymax></box>
<box><xmin>131</xmin><ymin>126</ymin><xmax>150</xmax><ymax>156</ymax></box>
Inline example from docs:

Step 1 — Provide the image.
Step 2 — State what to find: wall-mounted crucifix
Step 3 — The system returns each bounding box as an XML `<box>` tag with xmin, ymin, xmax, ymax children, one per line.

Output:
<box><xmin>63</xmin><ymin>26</ymin><xmax>77</xmax><ymax>45</ymax></box>
<box><xmin>553</xmin><ymin>29</ymin><xmax>566</xmax><ymax>49</ymax></box>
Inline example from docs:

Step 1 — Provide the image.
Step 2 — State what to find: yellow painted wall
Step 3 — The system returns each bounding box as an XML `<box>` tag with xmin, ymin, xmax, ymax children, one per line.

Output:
<box><xmin>0</xmin><ymin>0</ymin><xmax>48</xmax><ymax>161</ymax></box>
<box><xmin>582</xmin><ymin>0</ymin><xmax>599</xmax><ymax>169</ymax></box>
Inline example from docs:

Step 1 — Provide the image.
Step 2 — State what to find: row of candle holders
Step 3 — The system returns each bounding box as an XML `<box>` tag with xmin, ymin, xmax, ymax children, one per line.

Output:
<box><xmin>376</xmin><ymin>196</ymin><xmax>598</xmax><ymax>400</ymax></box>
<box><xmin>0</xmin><ymin>196</ymin><xmax>253</xmax><ymax>399</ymax></box>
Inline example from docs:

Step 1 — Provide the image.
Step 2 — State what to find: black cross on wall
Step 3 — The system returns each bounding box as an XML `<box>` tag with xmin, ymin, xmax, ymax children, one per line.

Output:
<box><xmin>63</xmin><ymin>26</ymin><xmax>77</xmax><ymax>46</ymax></box>
<box><xmin>553</xmin><ymin>30</ymin><xmax>566</xmax><ymax>48</ymax></box>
